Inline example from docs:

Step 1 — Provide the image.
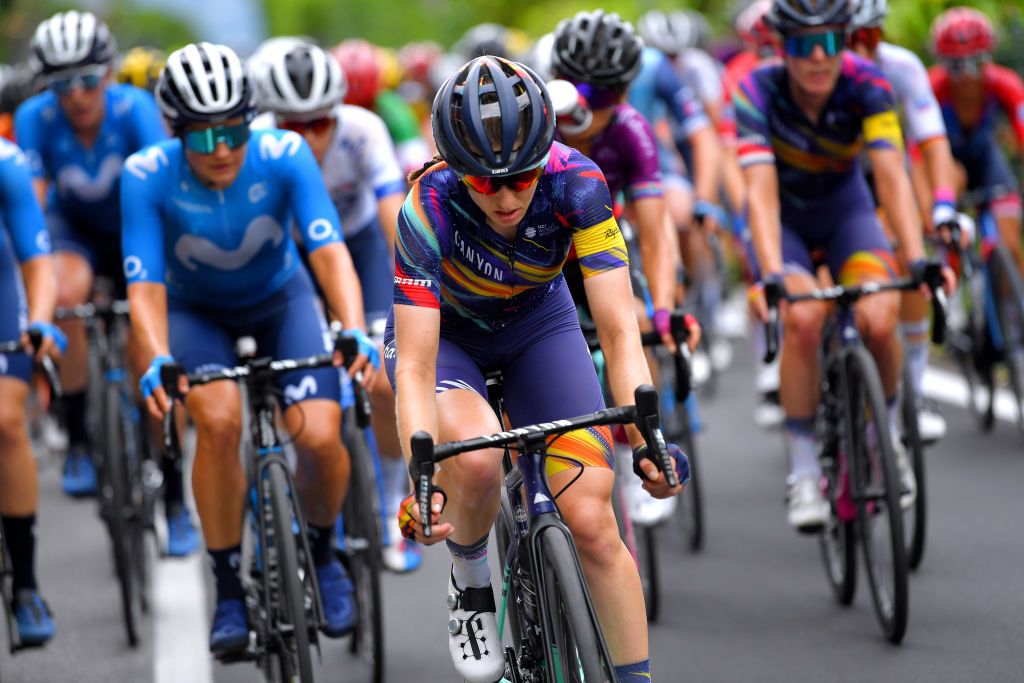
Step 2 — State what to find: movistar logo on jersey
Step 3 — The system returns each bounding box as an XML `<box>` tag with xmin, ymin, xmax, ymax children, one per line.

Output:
<box><xmin>56</xmin><ymin>154</ymin><xmax>124</xmax><ymax>201</ymax></box>
<box><xmin>125</xmin><ymin>147</ymin><xmax>169</xmax><ymax>180</ymax></box>
<box><xmin>174</xmin><ymin>215</ymin><xmax>284</xmax><ymax>271</ymax></box>
<box><xmin>284</xmin><ymin>376</ymin><xmax>318</xmax><ymax>404</ymax></box>
<box><xmin>259</xmin><ymin>131</ymin><xmax>303</xmax><ymax>160</ymax></box>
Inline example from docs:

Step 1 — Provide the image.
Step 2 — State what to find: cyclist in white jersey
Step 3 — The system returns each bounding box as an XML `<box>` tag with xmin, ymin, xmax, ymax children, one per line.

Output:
<box><xmin>250</xmin><ymin>39</ymin><xmax>421</xmax><ymax>573</ymax></box>
<box><xmin>849</xmin><ymin>0</ymin><xmax>962</xmax><ymax>443</ymax></box>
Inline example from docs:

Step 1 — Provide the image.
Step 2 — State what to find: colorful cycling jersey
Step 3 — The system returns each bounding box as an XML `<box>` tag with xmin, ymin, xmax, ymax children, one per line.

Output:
<box><xmin>0</xmin><ymin>138</ymin><xmax>49</xmax><ymax>264</ymax></box>
<box><xmin>560</xmin><ymin>104</ymin><xmax>663</xmax><ymax>201</ymax></box>
<box><xmin>628</xmin><ymin>47</ymin><xmax>710</xmax><ymax>141</ymax></box>
<box><xmin>929</xmin><ymin>62</ymin><xmax>1024</xmax><ymax>159</ymax></box>
<box><xmin>735</xmin><ymin>52</ymin><xmax>903</xmax><ymax>208</ymax></box>
<box><xmin>253</xmin><ymin>104</ymin><xmax>405</xmax><ymax>237</ymax></box>
<box><xmin>393</xmin><ymin>141</ymin><xmax>628</xmax><ymax>333</ymax></box>
<box><xmin>13</xmin><ymin>84</ymin><xmax>166</xmax><ymax>236</ymax></box>
<box><xmin>874</xmin><ymin>43</ymin><xmax>946</xmax><ymax>145</ymax></box>
<box><xmin>374</xmin><ymin>89</ymin><xmax>432</xmax><ymax>175</ymax></box>
<box><xmin>120</xmin><ymin>129</ymin><xmax>343</xmax><ymax>308</ymax></box>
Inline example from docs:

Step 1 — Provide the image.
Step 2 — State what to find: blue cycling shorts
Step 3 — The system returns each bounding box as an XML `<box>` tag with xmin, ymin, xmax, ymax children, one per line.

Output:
<box><xmin>0</xmin><ymin>240</ymin><xmax>30</xmax><ymax>384</ymax></box>
<box><xmin>384</xmin><ymin>280</ymin><xmax>614</xmax><ymax>475</ymax></box>
<box><xmin>345</xmin><ymin>220</ymin><xmax>393</xmax><ymax>326</ymax></box>
<box><xmin>168</xmin><ymin>267</ymin><xmax>339</xmax><ymax>407</ymax></box>
<box><xmin>47</xmin><ymin>212</ymin><xmax>125</xmax><ymax>292</ymax></box>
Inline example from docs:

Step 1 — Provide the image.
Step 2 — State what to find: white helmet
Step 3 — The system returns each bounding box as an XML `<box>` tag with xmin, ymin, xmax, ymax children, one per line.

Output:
<box><xmin>31</xmin><ymin>11</ymin><xmax>117</xmax><ymax>77</ymax></box>
<box><xmin>252</xmin><ymin>40</ymin><xmax>346</xmax><ymax>120</ymax></box>
<box><xmin>525</xmin><ymin>33</ymin><xmax>556</xmax><ymax>82</ymax></box>
<box><xmin>156</xmin><ymin>43</ymin><xmax>256</xmax><ymax>133</ymax></box>
<box><xmin>850</xmin><ymin>0</ymin><xmax>889</xmax><ymax>30</ymax></box>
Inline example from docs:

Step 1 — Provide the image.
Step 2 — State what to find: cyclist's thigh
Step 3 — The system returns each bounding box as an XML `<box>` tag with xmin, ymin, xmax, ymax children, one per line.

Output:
<box><xmin>0</xmin><ymin>250</ymin><xmax>30</xmax><ymax>384</ymax></box>
<box><xmin>168</xmin><ymin>300</ymin><xmax>243</xmax><ymax>428</ymax></box>
<box><xmin>822</xmin><ymin>205</ymin><xmax>897</xmax><ymax>287</ymax></box>
<box><xmin>253</xmin><ymin>270</ymin><xmax>340</xmax><ymax>408</ymax></box>
<box><xmin>48</xmin><ymin>214</ymin><xmax>94</xmax><ymax>303</ymax></box>
<box><xmin>500</xmin><ymin>288</ymin><xmax>613</xmax><ymax>478</ymax></box>
<box><xmin>345</xmin><ymin>221</ymin><xmax>394</xmax><ymax>324</ymax></box>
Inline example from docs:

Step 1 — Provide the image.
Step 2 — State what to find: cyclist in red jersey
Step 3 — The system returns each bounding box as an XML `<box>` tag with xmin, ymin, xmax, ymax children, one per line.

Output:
<box><xmin>929</xmin><ymin>7</ymin><xmax>1024</xmax><ymax>274</ymax></box>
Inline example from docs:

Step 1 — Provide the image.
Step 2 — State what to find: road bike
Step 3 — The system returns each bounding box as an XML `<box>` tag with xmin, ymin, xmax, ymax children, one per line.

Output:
<box><xmin>409</xmin><ymin>384</ymin><xmax>677</xmax><ymax>682</ymax></box>
<box><xmin>763</xmin><ymin>264</ymin><xmax>946</xmax><ymax>643</ymax></box>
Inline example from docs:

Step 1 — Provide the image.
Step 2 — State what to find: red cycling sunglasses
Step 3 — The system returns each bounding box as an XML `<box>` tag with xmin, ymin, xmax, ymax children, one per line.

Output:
<box><xmin>848</xmin><ymin>26</ymin><xmax>883</xmax><ymax>51</ymax></box>
<box><xmin>277</xmin><ymin>116</ymin><xmax>335</xmax><ymax>135</ymax></box>
<box><xmin>459</xmin><ymin>165</ymin><xmax>545</xmax><ymax>195</ymax></box>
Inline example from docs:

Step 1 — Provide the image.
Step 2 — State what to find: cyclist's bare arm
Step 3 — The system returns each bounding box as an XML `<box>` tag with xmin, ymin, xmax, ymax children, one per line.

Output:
<box><xmin>376</xmin><ymin>193</ymin><xmax>404</xmax><ymax>255</ymax></box>
<box><xmin>393</xmin><ymin>303</ymin><xmax>441</xmax><ymax>458</ymax></box>
<box><xmin>870</xmin><ymin>147</ymin><xmax>925</xmax><ymax>263</ymax></box>
<box><xmin>126</xmin><ymin>281</ymin><xmax>173</xmax><ymax>414</ymax></box>
<box><xmin>631</xmin><ymin>195</ymin><xmax>679</xmax><ymax>314</ymax></box>
<box><xmin>688</xmin><ymin>125</ymin><xmax>724</xmax><ymax>219</ymax></box>
<box><xmin>744</xmin><ymin>163</ymin><xmax>783</xmax><ymax>281</ymax></box>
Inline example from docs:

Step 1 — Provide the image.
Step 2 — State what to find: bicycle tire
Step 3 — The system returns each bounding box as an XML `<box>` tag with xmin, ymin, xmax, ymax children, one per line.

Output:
<box><xmin>636</xmin><ymin>524</ymin><xmax>660</xmax><ymax>623</ymax></box>
<box><xmin>105</xmin><ymin>383</ymin><xmax>140</xmax><ymax>648</ymax></box>
<box><xmin>844</xmin><ymin>346</ymin><xmax>908</xmax><ymax>644</ymax></box>
<box><xmin>817</xmin><ymin>388</ymin><xmax>857</xmax><ymax>606</ymax></box>
<box><xmin>1</xmin><ymin>527</ymin><xmax>18</xmax><ymax>653</ymax></box>
<box><xmin>268</xmin><ymin>463</ymin><xmax>315</xmax><ymax>682</ymax></box>
<box><xmin>988</xmin><ymin>245</ymin><xmax>1024</xmax><ymax>434</ymax></box>
<box><xmin>539</xmin><ymin>529</ymin><xmax>615</xmax><ymax>683</ymax></box>
<box><xmin>899</xmin><ymin>363</ymin><xmax>927</xmax><ymax>571</ymax></box>
<box><xmin>677</xmin><ymin>418</ymin><xmax>704</xmax><ymax>553</ymax></box>
<box><xmin>341</xmin><ymin>420</ymin><xmax>384</xmax><ymax>683</ymax></box>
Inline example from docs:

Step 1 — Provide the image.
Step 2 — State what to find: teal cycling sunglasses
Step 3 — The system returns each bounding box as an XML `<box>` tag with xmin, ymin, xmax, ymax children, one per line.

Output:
<box><xmin>183</xmin><ymin>123</ymin><xmax>251</xmax><ymax>154</ymax></box>
<box><xmin>783</xmin><ymin>31</ymin><xmax>846</xmax><ymax>58</ymax></box>
<box><xmin>49</xmin><ymin>67</ymin><xmax>107</xmax><ymax>95</ymax></box>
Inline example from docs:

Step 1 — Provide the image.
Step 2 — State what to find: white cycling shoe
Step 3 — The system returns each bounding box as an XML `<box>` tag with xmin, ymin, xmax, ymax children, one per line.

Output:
<box><xmin>787</xmin><ymin>476</ymin><xmax>829</xmax><ymax>533</ymax></box>
<box><xmin>891</xmin><ymin>438</ymin><xmax>917</xmax><ymax>511</ymax></box>
<box><xmin>917</xmin><ymin>401</ymin><xmax>947</xmax><ymax>444</ymax></box>
<box><xmin>446</xmin><ymin>571</ymin><xmax>505</xmax><ymax>683</ymax></box>
<box><xmin>625</xmin><ymin>472</ymin><xmax>676</xmax><ymax>525</ymax></box>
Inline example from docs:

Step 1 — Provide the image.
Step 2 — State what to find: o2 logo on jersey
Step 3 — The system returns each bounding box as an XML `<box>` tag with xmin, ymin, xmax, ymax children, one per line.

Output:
<box><xmin>0</xmin><ymin>139</ymin><xmax>24</xmax><ymax>165</ymax></box>
<box><xmin>123</xmin><ymin>255</ymin><xmax>147</xmax><ymax>280</ymax></box>
<box><xmin>284</xmin><ymin>376</ymin><xmax>318</xmax><ymax>404</ymax></box>
<box><xmin>35</xmin><ymin>231</ymin><xmax>51</xmax><ymax>255</ymax></box>
<box><xmin>259</xmin><ymin>131</ymin><xmax>302</xmax><ymax>161</ymax></box>
<box><xmin>306</xmin><ymin>218</ymin><xmax>337</xmax><ymax>244</ymax></box>
<box><xmin>125</xmin><ymin>147</ymin><xmax>169</xmax><ymax>180</ymax></box>
<box><xmin>174</xmin><ymin>215</ymin><xmax>284</xmax><ymax>271</ymax></box>
<box><xmin>248</xmin><ymin>182</ymin><xmax>267</xmax><ymax>204</ymax></box>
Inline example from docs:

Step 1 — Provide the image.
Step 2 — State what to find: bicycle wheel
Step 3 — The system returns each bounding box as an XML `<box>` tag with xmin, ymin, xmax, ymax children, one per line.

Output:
<box><xmin>341</xmin><ymin>420</ymin><xmax>384</xmax><ymax>683</ymax></box>
<box><xmin>105</xmin><ymin>384</ymin><xmax>140</xmax><ymax>647</ymax></box>
<box><xmin>267</xmin><ymin>463</ymin><xmax>315</xmax><ymax>682</ymax></box>
<box><xmin>679</xmin><ymin>420</ymin><xmax>704</xmax><ymax>553</ymax></box>
<box><xmin>0</xmin><ymin>528</ymin><xmax>18</xmax><ymax>652</ymax></box>
<box><xmin>987</xmin><ymin>245</ymin><xmax>1024</xmax><ymax>433</ymax></box>
<box><xmin>636</xmin><ymin>524</ymin><xmax>660</xmax><ymax>623</ymax></box>
<box><xmin>844</xmin><ymin>346</ymin><xmax>908</xmax><ymax>644</ymax></box>
<box><xmin>817</xmin><ymin>422</ymin><xmax>857</xmax><ymax>606</ymax></box>
<box><xmin>899</xmin><ymin>364</ymin><xmax>927</xmax><ymax>571</ymax></box>
<box><xmin>539</xmin><ymin>528</ymin><xmax>615</xmax><ymax>683</ymax></box>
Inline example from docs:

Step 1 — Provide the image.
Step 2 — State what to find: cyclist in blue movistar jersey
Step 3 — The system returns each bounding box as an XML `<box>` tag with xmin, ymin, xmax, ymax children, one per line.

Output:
<box><xmin>0</xmin><ymin>137</ymin><xmax>64</xmax><ymax>646</ymax></box>
<box><xmin>14</xmin><ymin>12</ymin><xmax>158</xmax><ymax>488</ymax></box>
<box><xmin>390</xmin><ymin>55</ymin><xmax>687</xmax><ymax>683</ymax></box>
<box><xmin>250</xmin><ymin>38</ymin><xmax>422</xmax><ymax>573</ymax></box>
<box><xmin>122</xmin><ymin>43</ymin><xmax>375</xmax><ymax>655</ymax></box>
<box><xmin>738</xmin><ymin>0</ymin><xmax>954</xmax><ymax>531</ymax></box>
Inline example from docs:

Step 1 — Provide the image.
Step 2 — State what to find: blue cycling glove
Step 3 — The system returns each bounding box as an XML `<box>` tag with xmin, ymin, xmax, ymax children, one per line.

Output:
<box><xmin>140</xmin><ymin>355</ymin><xmax>175</xmax><ymax>399</ymax></box>
<box><xmin>632</xmin><ymin>443</ymin><xmax>690</xmax><ymax>487</ymax></box>
<box><xmin>693</xmin><ymin>199</ymin><xmax>728</xmax><ymax>228</ymax></box>
<box><xmin>348</xmin><ymin>328</ymin><xmax>381</xmax><ymax>370</ymax></box>
<box><xmin>27</xmin><ymin>321</ymin><xmax>68</xmax><ymax>354</ymax></box>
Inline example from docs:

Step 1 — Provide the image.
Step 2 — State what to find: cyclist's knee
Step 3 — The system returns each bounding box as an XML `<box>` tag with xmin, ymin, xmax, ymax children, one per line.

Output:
<box><xmin>54</xmin><ymin>252</ymin><xmax>92</xmax><ymax>306</ymax></box>
<box><xmin>0</xmin><ymin>388</ymin><xmax>28</xmax><ymax>441</ymax></box>
<box><xmin>783</xmin><ymin>304</ymin><xmax>825</xmax><ymax>356</ymax></box>
<box><xmin>858</xmin><ymin>297</ymin><xmax>899</xmax><ymax>348</ymax></box>
<box><xmin>190</xmin><ymin>399</ymin><xmax>243</xmax><ymax>454</ymax></box>
<box><xmin>563</xmin><ymin>498</ymin><xmax>620</xmax><ymax>568</ymax></box>
<box><xmin>443</xmin><ymin>449</ymin><xmax>502</xmax><ymax>501</ymax></box>
<box><xmin>292</xmin><ymin>420</ymin><xmax>344</xmax><ymax>461</ymax></box>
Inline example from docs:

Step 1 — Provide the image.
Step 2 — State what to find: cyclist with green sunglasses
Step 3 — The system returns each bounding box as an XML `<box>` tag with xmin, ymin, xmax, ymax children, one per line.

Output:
<box><xmin>123</xmin><ymin>42</ymin><xmax>374</xmax><ymax>656</ymax></box>
<box><xmin>737</xmin><ymin>0</ymin><xmax>954</xmax><ymax>532</ymax></box>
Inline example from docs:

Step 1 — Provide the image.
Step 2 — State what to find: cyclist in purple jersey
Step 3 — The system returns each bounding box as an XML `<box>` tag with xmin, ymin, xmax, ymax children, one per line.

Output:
<box><xmin>550</xmin><ymin>10</ymin><xmax>717</xmax><ymax>350</ymax></box>
<box><xmin>388</xmin><ymin>57</ymin><xmax>686</xmax><ymax>683</ymax></box>
<box><xmin>738</xmin><ymin>0</ymin><xmax>954</xmax><ymax>531</ymax></box>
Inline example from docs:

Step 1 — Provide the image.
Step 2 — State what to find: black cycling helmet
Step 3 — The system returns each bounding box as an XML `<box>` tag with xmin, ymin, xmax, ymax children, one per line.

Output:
<box><xmin>551</xmin><ymin>10</ymin><xmax>644</xmax><ymax>88</ymax></box>
<box><xmin>768</xmin><ymin>0</ymin><xmax>853</xmax><ymax>34</ymax></box>
<box><xmin>431</xmin><ymin>56</ymin><xmax>554</xmax><ymax>177</ymax></box>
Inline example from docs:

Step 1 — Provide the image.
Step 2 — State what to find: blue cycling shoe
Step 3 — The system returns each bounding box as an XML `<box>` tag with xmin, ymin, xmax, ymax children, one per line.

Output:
<box><xmin>316</xmin><ymin>561</ymin><xmax>356</xmax><ymax>637</ymax></box>
<box><xmin>166</xmin><ymin>504</ymin><xmax>199</xmax><ymax>558</ymax></box>
<box><xmin>209</xmin><ymin>599</ymin><xmax>249</xmax><ymax>655</ymax></box>
<box><xmin>62</xmin><ymin>450</ymin><xmax>97</xmax><ymax>497</ymax></box>
<box><xmin>14</xmin><ymin>589</ymin><xmax>56</xmax><ymax>646</ymax></box>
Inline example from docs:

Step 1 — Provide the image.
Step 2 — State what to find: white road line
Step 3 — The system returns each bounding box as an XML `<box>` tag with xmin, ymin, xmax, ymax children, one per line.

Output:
<box><xmin>922</xmin><ymin>365</ymin><xmax>1020</xmax><ymax>423</ymax></box>
<box><xmin>154</xmin><ymin>553</ymin><xmax>212</xmax><ymax>683</ymax></box>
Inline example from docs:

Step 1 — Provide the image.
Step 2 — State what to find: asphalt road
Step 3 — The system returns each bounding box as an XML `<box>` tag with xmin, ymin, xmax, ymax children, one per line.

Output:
<box><xmin>3</xmin><ymin>343</ymin><xmax>1024</xmax><ymax>682</ymax></box>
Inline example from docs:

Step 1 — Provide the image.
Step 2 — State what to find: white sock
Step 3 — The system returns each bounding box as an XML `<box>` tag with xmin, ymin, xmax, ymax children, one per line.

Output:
<box><xmin>447</xmin><ymin>535</ymin><xmax>491</xmax><ymax>589</ymax></box>
<box><xmin>785</xmin><ymin>419</ymin><xmax>819</xmax><ymax>480</ymax></box>
<box><xmin>900</xmin><ymin>319</ymin><xmax>930</xmax><ymax>398</ymax></box>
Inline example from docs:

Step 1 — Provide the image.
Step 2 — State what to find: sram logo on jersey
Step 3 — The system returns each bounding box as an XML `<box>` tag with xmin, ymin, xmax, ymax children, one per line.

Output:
<box><xmin>394</xmin><ymin>276</ymin><xmax>432</xmax><ymax>288</ymax></box>
<box><xmin>259</xmin><ymin>131</ymin><xmax>303</xmax><ymax>160</ymax></box>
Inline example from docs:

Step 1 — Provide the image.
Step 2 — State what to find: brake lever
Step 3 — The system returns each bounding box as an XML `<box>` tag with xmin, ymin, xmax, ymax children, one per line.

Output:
<box><xmin>923</xmin><ymin>262</ymin><xmax>948</xmax><ymax>346</ymax></box>
<box><xmin>159</xmin><ymin>363</ymin><xmax>183</xmax><ymax>450</ymax></box>
<box><xmin>669</xmin><ymin>311</ymin><xmax>692</xmax><ymax>402</ymax></box>
<box><xmin>409</xmin><ymin>431</ymin><xmax>436</xmax><ymax>538</ymax></box>
<box><xmin>633</xmin><ymin>384</ymin><xmax>678</xmax><ymax>488</ymax></box>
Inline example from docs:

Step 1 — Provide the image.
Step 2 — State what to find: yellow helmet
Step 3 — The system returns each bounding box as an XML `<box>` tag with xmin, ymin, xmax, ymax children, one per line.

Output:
<box><xmin>117</xmin><ymin>46</ymin><xmax>165</xmax><ymax>92</ymax></box>
<box><xmin>375</xmin><ymin>46</ymin><xmax>402</xmax><ymax>91</ymax></box>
